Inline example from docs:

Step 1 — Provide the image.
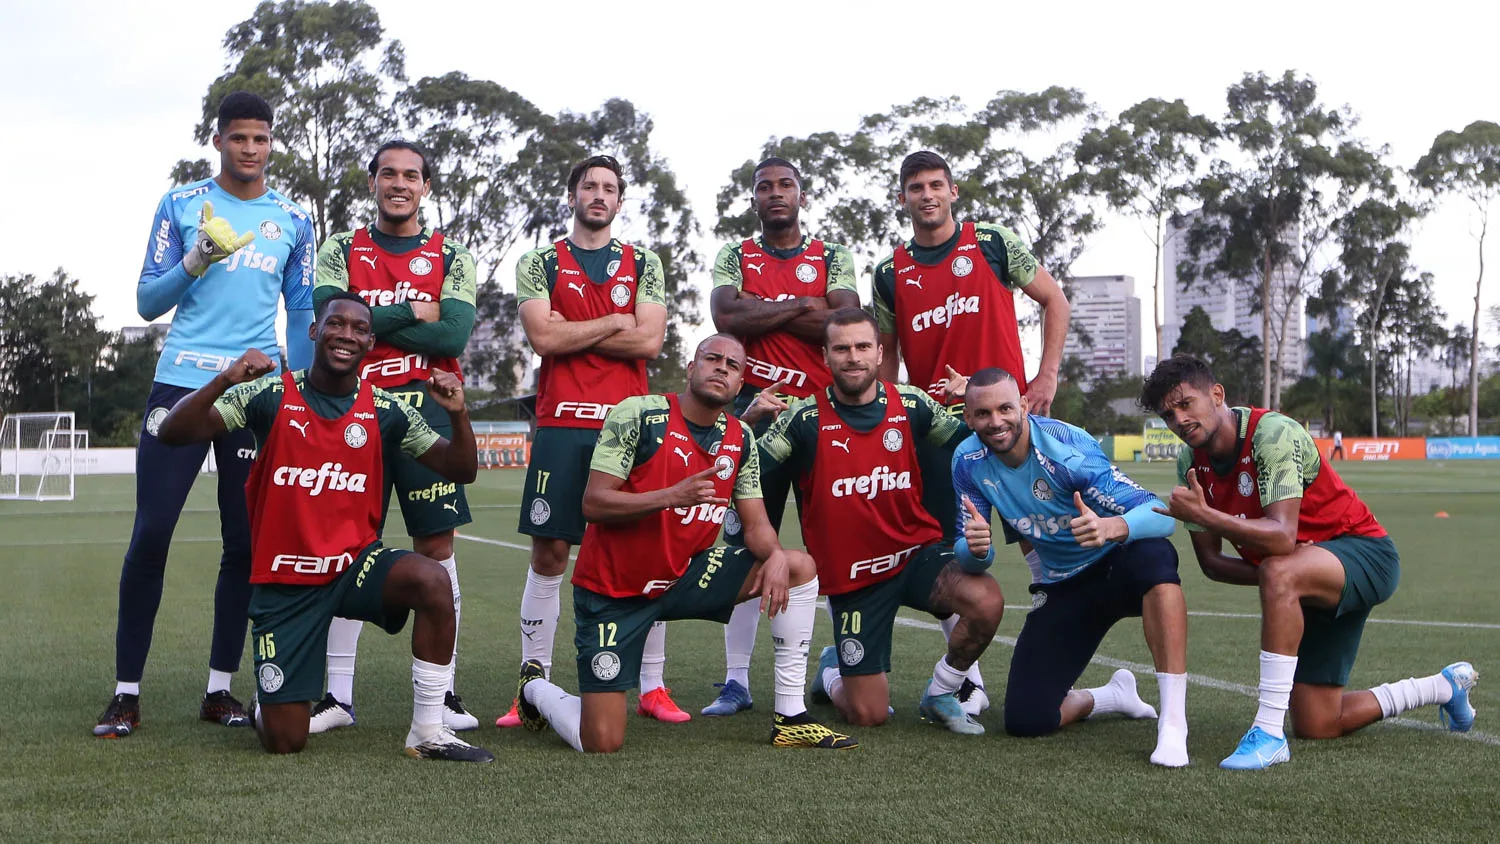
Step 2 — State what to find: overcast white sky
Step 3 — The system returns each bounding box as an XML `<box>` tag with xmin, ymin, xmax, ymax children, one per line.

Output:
<box><xmin>3</xmin><ymin>0</ymin><xmax>1496</xmax><ymax>367</ymax></box>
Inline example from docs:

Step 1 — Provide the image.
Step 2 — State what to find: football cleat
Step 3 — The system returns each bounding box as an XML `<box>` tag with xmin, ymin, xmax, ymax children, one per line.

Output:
<box><xmin>308</xmin><ymin>693</ymin><xmax>356</xmax><ymax>734</ymax></box>
<box><xmin>637</xmin><ymin>687</ymin><xmax>691</xmax><ymax>723</ymax></box>
<box><xmin>919</xmin><ymin>681</ymin><xmax>985</xmax><ymax>735</ymax></box>
<box><xmin>443</xmin><ymin>691</ymin><xmax>480</xmax><ymax>731</ymax></box>
<box><xmin>701</xmin><ymin>680</ymin><xmax>753</xmax><ymax>716</ymax></box>
<box><xmin>771</xmin><ymin>712</ymin><xmax>858</xmax><ymax>749</ymax></box>
<box><xmin>1439</xmin><ymin>661</ymin><xmax>1479</xmax><ymax>732</ymax></box>
<box><xmin>810</xmin><ymin>645</ymin><xmax>838</xmax><ymax>705</ymax></box>
<box><xmin>957</xmin><ymin>678</ymin><xmax>990</xmax><ymax>717</ymax></box>
<box><xmin>1219</xmin><ymin>726</ymin><xmax>1291</xmax><ymax>770</ymax></box>
<box><xmin>515</xmin><ymin>659</ymin><xmax>549</xmax><ymax>731</ymax></box>
<box><xmin>200</xmin><ymin>690</ymin><xmax>251</xmax><ymax>727</ymax></box>
<box><xmin>495</xmin><ymin>699</ymin><xmax>522</xmax><ymax>728</ymax></box>
<box><xmin>93</xmin><ymin>693</ymin><xmax>141</xmax><ymax>738</ymax></box>
<box><xmin>404</xmin><ymin>725</ymin><xmax>494</xmax><ymax>763</ymax></box>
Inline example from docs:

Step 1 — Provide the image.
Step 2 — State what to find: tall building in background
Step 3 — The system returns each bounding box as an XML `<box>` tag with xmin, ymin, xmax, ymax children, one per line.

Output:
<box><xmin>1162</xmin><ymin>211</ymin><xmax>1305</xmax><ymax>385</ymax></box>
<box><xmin>1064</xmin><ymin>274</ymin><xmax>1141</xmax><ymax>379</ymax></box>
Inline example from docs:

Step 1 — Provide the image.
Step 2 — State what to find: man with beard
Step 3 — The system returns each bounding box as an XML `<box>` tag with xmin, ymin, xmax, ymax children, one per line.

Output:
<box><xmin>512</xmin><ymin>335</ymin><xmax>856</xmax><ymax>752</ymax></box>
<box><xmin>750</xmin><ymin>309</ymin><xmax>1003</xmax><ymax>734</ymax></box>
<box><xmin>96</xmin><ymin>91</ymin><xmax>315</xmax><ymax>739</ymax></box>
<box><xmin>703</xmin><ymin>156</ymin><xmax>861</xmax><ymax>716</ymax></box>
<box><xmin>500</xmin><ymin>155</ymin><xmax>685</xmax><ymax>727</ymax></box>
<box><xmin>307</xmin><ymin>140</ymin><xmax>481</xmax><ymax>734</ymax></box>
<box><xmin>956</xmin><ymin>368</ymin><xmax>1190</xmax><ymax>766</ymax></box>
<box><xmin>153</xmin><ymin>292</ymin><xmax>493</xmax><ymax>762</ymax></box>
<box><xmin>1143</xmin><ymin>355</ymin><xmax>1477</xmax><ymax>770</ymax></box>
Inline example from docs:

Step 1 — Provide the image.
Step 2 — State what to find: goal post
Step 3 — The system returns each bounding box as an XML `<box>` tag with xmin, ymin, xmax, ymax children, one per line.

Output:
<box><xmin>0</xmin><ymin>412</ymin><xmax>78</xmax><ymax>501</ymax></box>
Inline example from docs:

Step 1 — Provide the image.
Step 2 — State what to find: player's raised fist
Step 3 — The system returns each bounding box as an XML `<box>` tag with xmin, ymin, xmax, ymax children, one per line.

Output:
<box><xmin>664</xmin><ymin>466</ymin><xmax>727</xmax><ymax>509</ymax></box>
<box><xmin>183</xmin><ymin>201</ymin><xmax>256</xmax><ymax>277</ymax></box>
<box><xmin>428</xmin><ymin>370</ymin><xmax>466</xmax><ymax>413</ymax></box>
<box><xmin>961</xmin><ymin>495</ymin><xmax>991</xmax><ymax>560</ymax></box>
<box><xmin>226</xmin><ymin>349</ymin><xmax>275</xmax><ymax>384</ymax></box>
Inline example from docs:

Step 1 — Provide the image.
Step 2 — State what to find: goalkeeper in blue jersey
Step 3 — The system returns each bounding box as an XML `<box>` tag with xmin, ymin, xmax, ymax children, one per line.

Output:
<box><xmin>94</xmin><ymin>91</ymin><xmax>317</xmax><ymax>739</ymax></box>
<box><xmin>952</xmin><ymin>368</ymin><xmax>1191</xmax><ymax>766</ymax></box>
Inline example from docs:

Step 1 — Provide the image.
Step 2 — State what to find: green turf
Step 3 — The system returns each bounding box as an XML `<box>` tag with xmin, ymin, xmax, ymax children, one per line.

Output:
<box><xmin>1</xmin><ymin>463</ymin><xmax>1494</xmax><ymax>842</ymax></box>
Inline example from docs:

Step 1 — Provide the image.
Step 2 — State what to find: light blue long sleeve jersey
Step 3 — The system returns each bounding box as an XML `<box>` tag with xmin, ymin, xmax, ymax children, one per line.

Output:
<box><xmin>952</xmin><ymin>416</ymin><xmax>1175</xmax><ymax>584</ymax></box>
<box><xmin>137</xmin><ymin>178</ymin><xmax>316</xmax><ymax>388</ymax></box>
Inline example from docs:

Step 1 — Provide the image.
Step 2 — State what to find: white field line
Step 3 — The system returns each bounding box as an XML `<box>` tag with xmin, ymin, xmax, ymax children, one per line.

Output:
<box><xmin>886</xmin><ymin>612</ymin><xmax>1500</xmax><ymax>748</ymax></box>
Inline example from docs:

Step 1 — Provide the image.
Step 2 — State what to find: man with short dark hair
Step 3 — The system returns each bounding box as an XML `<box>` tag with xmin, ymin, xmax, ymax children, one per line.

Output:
<box><xmin>500</xmin><ymin>155</ymin><xmax>685</xmax><ymax>726</ymax></box>
<box><xmin>1142</xmin><ymin>354</ymin><xmax>1478</xmax><ymax>770</ymax></box>
<box><xmin>96</xmin><ymin>91</ymin><xmax>317</xmax><ymax>739</ymax></box>
<box><xmin>871</xmin><ymin>149</ymin><xmax>1072</xmax><ymax>715</ymax></box>
<box><xmin>513</xmin><ymin>335</ymin><xmax>855</xmax><ymax>752</ymax></box>
<box><xmin>751</xmin><ymin>309</ymin><xmax>1003</xmax><ymax>734</ymax></box>
<box><xmin>152</xmin><ymin>292</ymin><xmax>491</xmax><ymax>762</ymax></box>
<box><xmin>957</xmin><ymin>367</ymin><xmax>1190</xmax><ymax>766</ymax></box>
<box><xmin>306</xmin><ymin>139</ymin><xmax>481</xmax><ymax>733</ymax></box>
<box><xmin>703</xmin><ymin>156</ymin><xmax>861</xmax><ymax>716</ymax></box>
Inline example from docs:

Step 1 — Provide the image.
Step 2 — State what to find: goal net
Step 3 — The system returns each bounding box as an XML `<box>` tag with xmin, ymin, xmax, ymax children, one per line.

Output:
<box><xmin>0</xmin><ymin>412</ymin><xmax>78</xmax><ymax>501</ymax></box>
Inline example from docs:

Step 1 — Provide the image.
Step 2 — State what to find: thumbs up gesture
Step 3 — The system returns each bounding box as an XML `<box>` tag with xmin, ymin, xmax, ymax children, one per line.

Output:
<box><xmin>1069</xmin><ymin>490</ymin><xmax>1125</xmax><ymax>548</ymax></box>
<box><xmin>184</xmin><ymin>201</ymin><xmax>257</xmax><ymax>277</ymax></box>
<box><xmin>961</xmin><ymin>495</ymin><xmax>991</xmax><ymax>560</ymax></box>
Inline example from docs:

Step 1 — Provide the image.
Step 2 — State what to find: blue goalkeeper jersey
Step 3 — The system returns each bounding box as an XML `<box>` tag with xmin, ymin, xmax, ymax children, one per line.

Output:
<box><xmin>952</xmin><ymin>416</ymin><xmax>1173</xmax><ymax>584</ymax></box>
<box><xmin>137</xmin><ymin>178</ymin><xmax>315</xmax><ymax>388</ymax></box>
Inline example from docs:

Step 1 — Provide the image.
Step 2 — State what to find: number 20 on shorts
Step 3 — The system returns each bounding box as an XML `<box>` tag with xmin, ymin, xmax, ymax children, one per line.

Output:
<box><xmin>840</xmin><ymin>611</ymin><xmax>861</xmax><ymax>635</ymax></box>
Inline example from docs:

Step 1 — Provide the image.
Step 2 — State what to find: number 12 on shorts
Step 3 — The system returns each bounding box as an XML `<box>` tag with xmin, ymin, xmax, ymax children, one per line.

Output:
<box><xmin>597</xmin><ymin>622</ymin><xmax>617</xmax><ymax>647</ymax></box>
<box><xmin>256</xmin><ymin>632</ymin><xmax>276</xmax><ymax>660</ymax></box>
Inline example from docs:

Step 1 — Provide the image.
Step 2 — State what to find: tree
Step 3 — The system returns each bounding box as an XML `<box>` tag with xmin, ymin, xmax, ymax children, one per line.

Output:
<box><xmin>0</xmin><ymin>271</ymin><xmax>107</xmax><ymax>414</ymax></box>
<box><xmin>1413</xmin><ymin>120</ymin><xmax>1500</xmax><ymax>436</ymax></box>
<box><xmin>179</xmin><ymin>0</ymin><xmax>405</xmax><ymax>242</ymax></box>
<box><xmin>1171</xmin><ymin>305</ymin><xmax>1263</xmax><ymax>406</ymax></box>
<box><xmin>1077</xmin><ymin>98</ymin><xmax>1218</xmax><ymax>360</ymax></box>
<box><xmin>1182</xmin><ymin>71</ymin><xmax>1388</xmax><ymax>409</ymax></box>
<box><xmin>76</xmin><ymin>334</ymin><xmax>162</xmax><ymax>446</ymax></box>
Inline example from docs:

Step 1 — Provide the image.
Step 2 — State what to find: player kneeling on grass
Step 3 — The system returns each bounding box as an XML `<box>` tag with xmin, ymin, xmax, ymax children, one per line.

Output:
<box><xmin>156</xmin><ymin>292</ymin><xmax>493</xmax><ymax>762</ymax></box>
<box><xmin>956</xmin><ymin>368</ymin><xmax>1190</xmax><ymax>767</ymax></box>
<box><xmin>1142</xmin><ymin>355</ymin><xmax>1478</xmax><ymax>771</ymax></box>
<box><xmin>746</xmin><ymin>308</ymin><xmax>1004</xmax><ymax>735</ymax></box>
<box><xmin>513</xmin><ymin>334</ymin><xmax>855</xmax><ymax>752</ymax></box>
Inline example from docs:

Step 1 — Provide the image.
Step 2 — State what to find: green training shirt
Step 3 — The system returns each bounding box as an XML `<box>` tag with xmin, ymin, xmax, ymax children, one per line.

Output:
<box><xmin>872</xmin><ymin>222</ymin><xmax>1039</xmax><ymax>334</ymax></box>
<box><xmin>590</xmin><ymin>394</ymin><xmax>762</xmax><ymax>500</ymax></box>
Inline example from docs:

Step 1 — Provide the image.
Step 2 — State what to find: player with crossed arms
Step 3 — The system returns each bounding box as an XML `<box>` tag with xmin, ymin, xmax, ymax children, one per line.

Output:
<box><xmin>704</xmin><ymin>155</ymin><xmax>861</xmax><ymax>716</ymax></box>
<box><xmin>154</xmin><ymin>292</ymin><xmax>492</xmax><ymax>762</ymax></box>
<box><xmin>512</xmin><ymin>335</ymin><xmax>855</xmax><ymax>752</ymax></box>
<box><xmin>501</xmin><ymin>155</ymin><xmax>686</xmax><ymax>726</ymax></box>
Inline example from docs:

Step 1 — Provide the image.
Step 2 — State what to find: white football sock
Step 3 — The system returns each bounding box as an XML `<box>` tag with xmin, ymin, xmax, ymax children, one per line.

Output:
<box><xmin>1370</xmin><ymin>672</ymin><xmax>1453</xmax><ymax>718</ymax></box>
<box><xmin>1150</xmin><ymin>672</ymin><xmax>1190</xmax><ymax>767</ymax></box>
<box><xmin>823</xmin><ymin>666</ymin><xmax>845</xmax><ymax>702</ymax></box>
<box><xmin>437</xmin><ymin>555</ymin><xmax>461</xmax><ymax>692</ymax></box>
<box><xmin>938</xmin><ymin>615</ymin><xmax>985</xmax><ymax>687</ymax></box>
<box><xmin>115</xmin><ymin>681</ymin><xmax>140</xmax><ymax>697</ymax></box>
<box><xmin>639</xmin><ymin>621</ymin><xmax>667</xmax><ymax>694</ymax></box>
<box><xmin>206</xmin><ymin>669</ymin><xmax>233</xmax><ymax>695</ymax></box>
<box><xmin>326</xmin><ymin>616</ymin><xmax>363</xmax><ymax>705</ymax></box>
<box><xmin>1156</xmin><ymin>672</ymin><xmax>1188</xmax><ymax>729</ymax></box>
<box><xmin>1086</xmin><ymin>669</ymin><xmax>1158</xmax><ymax>719</ymax></box>
<box><xmin>520</xmin><ymin>569</ymin><xmax>564</xmax><ymax>677</ymax></box>
<box><xmin>523</xmin><ymin>677</ymin><xmax>584</xmax><ymax>752</ymax></box>
<box><xmin>723</xmin><ymin>599</ymin><xmax>760</xmax><ymax>689</ymax></box>
<box><xmin>770</xmin><ymin>579</ymin><xmax>819</xmax><ymax>716</ymax></box>
<box><xmin>930</xmin><ymin>655</ymin><xmax>967</xmax><ymax>697</ymax></box>
<box><xmin>409</xmin><ymin>657</ymin><xmax>450</xmax><ymax>742</ymax></box>
<box><xmin>1253</xmin><ymin>651</ymin><xmax>1298</xmax><ymax>739</ymax></box>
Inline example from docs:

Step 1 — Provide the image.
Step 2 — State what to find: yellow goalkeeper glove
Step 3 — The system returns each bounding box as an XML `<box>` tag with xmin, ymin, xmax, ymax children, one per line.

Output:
<box><xmin>183</xmin><ymin>201</ymin><xmax>256</xmax><ymax>277</ymax></box>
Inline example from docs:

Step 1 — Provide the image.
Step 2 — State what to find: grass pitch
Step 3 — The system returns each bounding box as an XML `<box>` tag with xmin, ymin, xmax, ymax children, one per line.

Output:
<box><xmin>1</xmin><ymin>462</ymin><xmax>1495</xmax><ymax>842</ymax></box>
